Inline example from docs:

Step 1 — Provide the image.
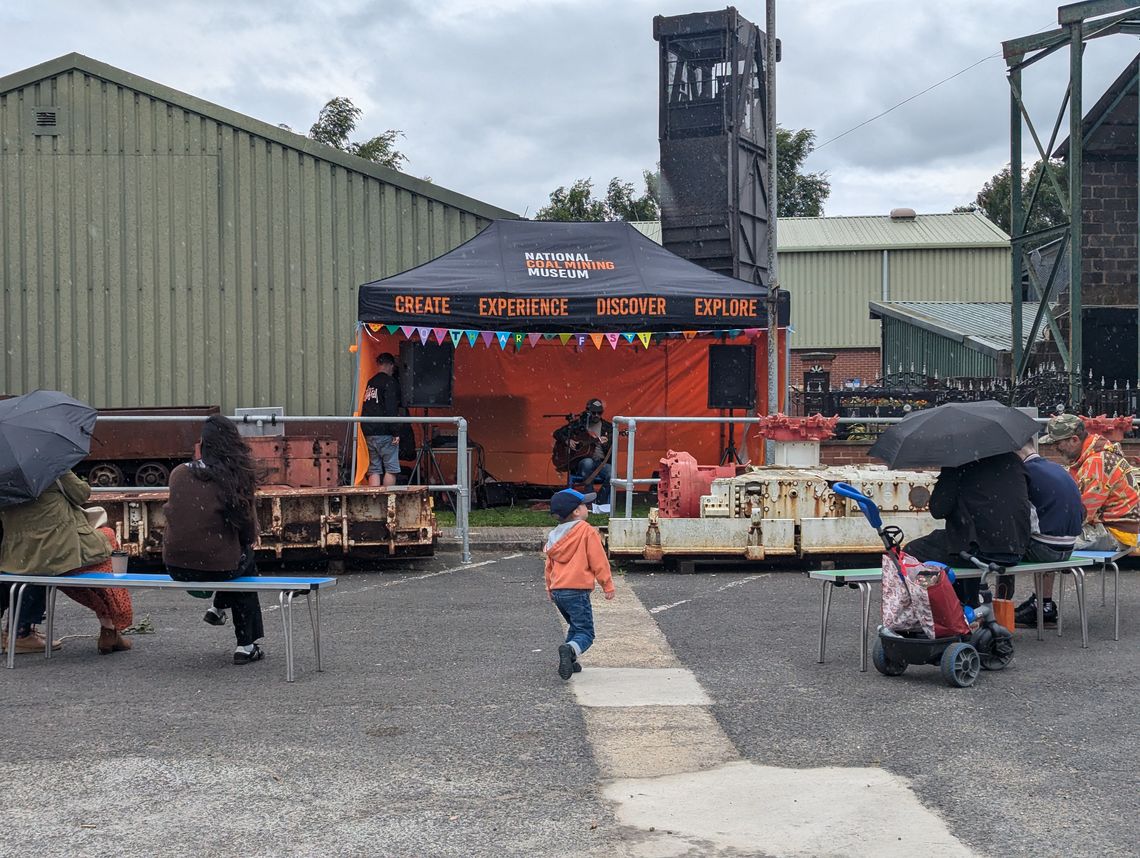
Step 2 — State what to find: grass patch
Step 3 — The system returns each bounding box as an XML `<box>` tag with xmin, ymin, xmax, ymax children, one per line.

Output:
<box><xmin>435</xmin><ymin>503</ymin><xmax>654</xmax><ymax>527</ymax></box>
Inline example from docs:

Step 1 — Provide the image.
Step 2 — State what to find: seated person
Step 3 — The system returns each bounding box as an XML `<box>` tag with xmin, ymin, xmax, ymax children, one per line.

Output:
<box><xmin>1017</xmin><ymin>414</ymin><xmax>1139</xmax><ymax>624</ymax></box>
<box><xmin>558</xmin><ymin>398</ymin><xmax>613</xmax><ymax>515</ymax></box>
<box><xmin>905</xmin><ymin>452</ymin><xmax>1030</xmax><ymax>607</ymax></box>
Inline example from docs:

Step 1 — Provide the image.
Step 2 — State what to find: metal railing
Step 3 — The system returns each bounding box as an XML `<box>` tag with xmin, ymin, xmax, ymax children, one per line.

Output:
<box><xmin>88</xmin><ymin>413</ymin><xmax>471</xmax><ymax>562</ymax></box>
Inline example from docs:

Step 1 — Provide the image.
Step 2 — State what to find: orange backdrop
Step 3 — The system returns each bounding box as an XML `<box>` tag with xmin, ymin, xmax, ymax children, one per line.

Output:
<box><xmin>353</xmin><ymin>329</ymin><xmax>787</xmax><ymax>486</ymax></box>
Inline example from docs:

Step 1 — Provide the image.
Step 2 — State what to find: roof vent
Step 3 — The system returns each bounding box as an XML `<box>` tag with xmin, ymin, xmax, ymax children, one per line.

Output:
<box><xmin>890</xmin><ymin>207</ymin><xmax>916</xmax><ymax>221</ymax></box>
<box><xmin>32</xmin><ymin>106</ymin><xmax>62</xmax><ymax>135</ymax></box>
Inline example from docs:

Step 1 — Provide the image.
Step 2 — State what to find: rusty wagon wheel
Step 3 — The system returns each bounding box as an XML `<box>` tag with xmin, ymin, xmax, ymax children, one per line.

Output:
<box><xmin>134</xmin><ymin>461</ymin><xmax>171</xmax><ymax>487</ymax></box>
<box><xmin>87</xmin><ymin>463</ymin><xmax>125</xmax><ymax>487</ymax></box>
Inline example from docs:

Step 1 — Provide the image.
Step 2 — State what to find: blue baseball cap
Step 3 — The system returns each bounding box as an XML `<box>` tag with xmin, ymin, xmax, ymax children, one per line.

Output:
<box><xmin>550</xmin><ymin>488</ymin><xmax>596</xmax><ymax>519</ymax></box>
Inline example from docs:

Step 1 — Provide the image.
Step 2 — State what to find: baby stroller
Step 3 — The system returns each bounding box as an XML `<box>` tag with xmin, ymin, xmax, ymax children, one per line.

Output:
<box><xmin>831</xmin><ymin>482</ymin><xmax>1014</xmax><ymax>688</ymax></box>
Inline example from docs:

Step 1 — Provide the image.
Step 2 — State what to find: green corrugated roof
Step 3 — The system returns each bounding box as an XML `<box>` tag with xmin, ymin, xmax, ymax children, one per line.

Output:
<box><xmin>868</xmin><ymin>301</ymin><xmax>1046</xmax><ymax>358</ymax></box>
<box><xmin>779</xmin><ymin>212</ymin><xmax>1009</xmax><ymax>252</ymax></box>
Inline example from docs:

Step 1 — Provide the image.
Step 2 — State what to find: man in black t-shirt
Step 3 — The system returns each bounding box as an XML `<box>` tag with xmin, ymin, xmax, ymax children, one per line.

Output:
<box><xmin>361</xmin><ymin>352</ymin><xmax>402</xmax><ymax>487</ymax></box>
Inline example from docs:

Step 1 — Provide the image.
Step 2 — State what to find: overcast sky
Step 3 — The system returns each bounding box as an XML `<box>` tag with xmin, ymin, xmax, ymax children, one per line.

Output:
<box><xmin>4</xmin><ymin>1</ymin><xmax>1139</xmax><ymax>219</ymax></box>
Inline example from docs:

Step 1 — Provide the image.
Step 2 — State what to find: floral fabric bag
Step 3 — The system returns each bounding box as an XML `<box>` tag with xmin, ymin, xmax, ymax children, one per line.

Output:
<box><xmin>881</xmin><ymin>550</ymin><xmax>935</xmax><ymax>638</ymax></box>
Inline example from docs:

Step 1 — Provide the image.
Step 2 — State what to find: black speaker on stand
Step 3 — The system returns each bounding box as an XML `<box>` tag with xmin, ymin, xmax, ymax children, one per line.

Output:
<box><xmin>708</xmin><ymin>344</ymin><xmax>757</xmax><ymax>465</ymax></box>
<box><xmin>399</xmin><ymin>341</ymin><xmax>457</xmax><ymax>506</ymax></box>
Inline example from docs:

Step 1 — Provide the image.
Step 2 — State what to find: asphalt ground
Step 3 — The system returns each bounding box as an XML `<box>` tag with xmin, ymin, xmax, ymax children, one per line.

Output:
<box><xmin>2</xmin><ymin>552</ymin><xmax>1136</xmax><ymax>857</ymax></box>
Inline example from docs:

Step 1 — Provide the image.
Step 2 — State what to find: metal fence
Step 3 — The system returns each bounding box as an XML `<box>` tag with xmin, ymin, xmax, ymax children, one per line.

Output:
<box><xmin>789</xmin><ymin>370</ymin><xmax>1140</xmax><ymax>439</ymax></box>
<box><xmin>89</xmin><ymin>413</ymin><xmax>471</xmax><ymax>562</ymax></box>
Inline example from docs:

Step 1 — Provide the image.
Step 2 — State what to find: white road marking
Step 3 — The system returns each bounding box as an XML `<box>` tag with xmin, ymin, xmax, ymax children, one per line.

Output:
<box><xmin>649</xmin><ymin>573</ymin><xmax>768</xmax><ymax>613</ymax></box>
<box><xmin>649</xmin><ymin>599</ymin><xmax>692</xmax><ymax>614</ymax></box>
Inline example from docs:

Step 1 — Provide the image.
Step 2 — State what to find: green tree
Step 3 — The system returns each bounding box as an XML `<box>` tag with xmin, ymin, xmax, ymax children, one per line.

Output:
<box><xmin>535</xmin><ymin>171</ymin><xmax>659</xmax><ymax>222</ymax></box>
<box><xmin>776</xmin><ymin>127</ymin><xmax>830</xmax><ymax>218</ymax></box>
<box><xmin>307</xmin><ymin>96</ymin><xmax>407</xmax><ymax>171</ymax></box>
<box><xmin>955</xmin><ymin>158</ymin><xmax>1068</xmax><ymax>234</ymax></box>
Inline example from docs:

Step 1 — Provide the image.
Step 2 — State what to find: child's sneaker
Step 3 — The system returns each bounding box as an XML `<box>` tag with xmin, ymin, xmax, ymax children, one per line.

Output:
<box><xmin>572</xmin><ymin>661</ymin><xmax>582</xmax><ymax>673</ymax></box>
<box><xmin>558</xmin><ymin>644</ymin><xmax>575</xmax><ymax>680</ymax></box>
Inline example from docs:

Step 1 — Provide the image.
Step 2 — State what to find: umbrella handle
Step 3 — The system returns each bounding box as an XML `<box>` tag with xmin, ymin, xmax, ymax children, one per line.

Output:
<box><xmin>831</xmin><ymin>481</ymin><xmax>883</xmax><ymax>530</ymax></box>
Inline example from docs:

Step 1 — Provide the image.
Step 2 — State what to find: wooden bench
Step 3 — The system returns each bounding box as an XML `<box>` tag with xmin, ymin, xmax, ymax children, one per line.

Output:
<box><xmin>2</xmin><ymin>572</ymin><xmax>336</xmax><ymax>682</ymax></box>
<box><xmin>808</xmin><ymin>557</ymin><xmax>1095</xmax><ymax>671</ymax></box>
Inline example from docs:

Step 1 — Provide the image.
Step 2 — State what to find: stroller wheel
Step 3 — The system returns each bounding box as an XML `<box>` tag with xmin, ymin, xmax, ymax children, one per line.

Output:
<box><xmin>979</xmin><ymin>635</ymin><xmax>1015</xmax><ymax>671</ymax></box>
<box><xmin>872</xmin><ymin>640</ymin><xmax>907</xmax><ymax>676</ymax></box>
<box><xmin>940</xmin><ymin>643</ymin><xmax>981</xmax><ymax>688</ymax></box>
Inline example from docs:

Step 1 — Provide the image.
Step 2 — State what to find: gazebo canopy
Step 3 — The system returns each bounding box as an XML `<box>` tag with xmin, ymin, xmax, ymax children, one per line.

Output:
<box><xmin>358</xmin><ymin>220</ymin><xmax>787</xmax><ymax>333</ymax></box>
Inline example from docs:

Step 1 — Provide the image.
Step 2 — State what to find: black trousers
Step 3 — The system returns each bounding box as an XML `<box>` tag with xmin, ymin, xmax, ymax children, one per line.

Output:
<box><xmin>905</xmin><ymin>529</ymin><xmax>1020</xmax><ymax>607</ymax></box>
<box><xmin>167</xmin><ymin>567</ymin><xmax>264</xmax><ymax>647</ymax></box>
<box><xmin>996</xmin><ymin>541</ymin><xmax>1071</xmax><ymax>599</ymax></box>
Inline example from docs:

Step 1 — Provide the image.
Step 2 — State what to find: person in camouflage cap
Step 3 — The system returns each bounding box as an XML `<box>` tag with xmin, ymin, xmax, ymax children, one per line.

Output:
<box><xmin>1015</xmin><ymin>413</ymin><xmax>1140</xmax><ymax>625</ymax></box>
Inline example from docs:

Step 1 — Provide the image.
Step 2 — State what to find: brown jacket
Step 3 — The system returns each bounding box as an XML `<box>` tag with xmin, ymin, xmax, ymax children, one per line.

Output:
<box><xmin>0</xmin><ymin>471</ymin><xmax>111</xmax><ymax>574</ymax></box>
<box><xmin>162</xmin><ymin>463</ymin><xmax>259</xmax><ymax>572</ymax></box>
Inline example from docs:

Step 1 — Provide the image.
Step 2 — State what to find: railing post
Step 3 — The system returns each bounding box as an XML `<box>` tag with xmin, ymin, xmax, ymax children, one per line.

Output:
<box><xmin>457</xmin><ymin>417</ymin><xmax>470</xmax><ymax>563</ymax></box>
<box><xmin>624</xmin><ymin>418</ymin><xmax>637</xmax><ymax>519</ymax></box>
<box><xmin>608</xmin><ymin>418</ymin><xmax>621</xmax><ymax>519</ymax></box>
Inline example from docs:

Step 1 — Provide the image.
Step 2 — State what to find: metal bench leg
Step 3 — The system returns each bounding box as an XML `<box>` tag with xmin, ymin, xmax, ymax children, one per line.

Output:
<box><xmin>44</xmin><ymin>587</ymin><xmax>58</xmax><ymax>660</ymax></box>
<box><xmin>857</xmin><ymin>582</ymin><xmax>872</xmax><ymax>673</ymax></box>
<box><xmin>278</xmin><ymin>591</ymin><xmax>295</xmax><ymax>682</ymax></box>
<box><xmin>1100</xmin><ymin>562</ymin><xmax>1106</xmax><ymax>608</ymax></box>
<box><xmin>7</xmin><ymin>583</ymin><xmax>29</xmax><ymax>670</ymax></box>
<box><xmin>1111</xmin><ymin>562</ymin><xmax>1119</xmax><ymax>642</ymax></box>
<box><xmin>818</xmin><ymin>581</ymin><xmax>833</xmax><ymax>664</ymax></box>
<box><xmin>307</xmin><ymin>590</ymin><xmax>323</xmax><ymax>672</ymax></box>
<box><xmin>1056</xmin><ymin>571</ymin><xmax>1065</xmax><ymax>638</ymax></box>
<box><xmin>1072</xmin><ymin>568</ymin><xmax>1088</xmax><ymax>648</ymax></box>
<box><xmin>1034</xmin><ymin>571</ymin><xmax>1044</xmax><ymax>641</ymax></box>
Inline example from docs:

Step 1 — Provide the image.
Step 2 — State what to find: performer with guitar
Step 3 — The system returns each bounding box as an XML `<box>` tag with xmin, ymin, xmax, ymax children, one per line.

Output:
<box><xmin>551</xmin><ymin>398</ymin><xmax>614</xmax><ymax>514</ymax></box>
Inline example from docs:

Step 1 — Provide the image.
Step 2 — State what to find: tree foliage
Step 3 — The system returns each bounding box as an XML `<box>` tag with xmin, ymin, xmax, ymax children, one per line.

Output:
<box><xmin>535</xmin><ymin>171</ymin><xmax>659</xmax><ymax>222</ymax></box>
<box><xmin>535</xmin><ymin>126</ymin><xmax>829</xmax><ymax>221</ymax></box>
<box><xmin>307</xmin><ymin>96</ymin><xmax>407</xmax><ymax>171</ymax></box>
<box><xmin>775</xmin><ymin>127</ymin><xmax>830</xmax><ymax>218</ymax></box>
<box><xmin>955</xmin><ymin>159</ymin><xmax>1068</xmax><ymax>234</ymax></box>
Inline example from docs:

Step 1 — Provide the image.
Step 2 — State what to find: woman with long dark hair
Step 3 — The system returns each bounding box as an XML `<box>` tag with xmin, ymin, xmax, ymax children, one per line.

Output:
<box><xmin>163</xmin><ymin>415</ymin><xmax>265</xmax><ymax>664</ymax></box>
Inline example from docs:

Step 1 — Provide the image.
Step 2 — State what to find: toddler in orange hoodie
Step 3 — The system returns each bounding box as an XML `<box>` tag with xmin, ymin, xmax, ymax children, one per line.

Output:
<box><xmin>544</xmin><ymin>488</ymin><xmax>615</xmax><ymax>679</ymax></box>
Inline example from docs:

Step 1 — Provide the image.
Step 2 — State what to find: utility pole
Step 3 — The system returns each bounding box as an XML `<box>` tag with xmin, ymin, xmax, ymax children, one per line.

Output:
<box><xmin>765</xmin><ymin>0</ymin><xmax>779</xmax><ymax>464</ymax></box>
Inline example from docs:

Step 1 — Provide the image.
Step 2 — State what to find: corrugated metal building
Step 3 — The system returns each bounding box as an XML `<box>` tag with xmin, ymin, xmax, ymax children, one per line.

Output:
<box><xmin>777</xmin><ymin>211</ymin><xmax>1011</xmax><ymax>350</ymax></box>
<box><xmin>870</xmin><ymin>301</ymin><xmax>1047</xmax><ymax>378</ymax></box>
<box><xmin>0</xmin><ymin>53</ymin><xmax>515</xmax><ymax>415</ymax></box>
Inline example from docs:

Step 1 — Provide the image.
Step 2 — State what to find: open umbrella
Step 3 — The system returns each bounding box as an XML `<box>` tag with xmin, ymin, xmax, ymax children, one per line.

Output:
<box><xmin>867</xmin><ymin>400</ymin><xmax>1039</xmax><ymax>469</ymax></box>
<box><xmin>0</xmin><ymin>390</ymin><xmax>97</xmax><ymax>506</ymax></box>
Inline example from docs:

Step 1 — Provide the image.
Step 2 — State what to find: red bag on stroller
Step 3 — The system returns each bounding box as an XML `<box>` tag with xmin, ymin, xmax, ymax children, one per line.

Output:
<box><xmin>922</xmin><ymin>562</ymin><xmax>971</xmax><ymax>637</ymax></box>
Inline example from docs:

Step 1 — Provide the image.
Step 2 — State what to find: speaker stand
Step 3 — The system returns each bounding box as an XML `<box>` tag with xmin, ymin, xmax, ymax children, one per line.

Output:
<box><xmin>407</xmin><ymin>412</ymin><xmax>454</xmax><ymax>510</ymax></box>
<box><xmin>719</xmin><ymin>410</ymin><xmax>746</xmax><ymax>466</ymax></box>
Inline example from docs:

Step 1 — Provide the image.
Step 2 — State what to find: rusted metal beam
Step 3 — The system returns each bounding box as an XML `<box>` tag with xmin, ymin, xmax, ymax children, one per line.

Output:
<box><xmin>1058</xmin><ymin>0</ymin><xmax>1139</xmax><ymax>25</ymax></box>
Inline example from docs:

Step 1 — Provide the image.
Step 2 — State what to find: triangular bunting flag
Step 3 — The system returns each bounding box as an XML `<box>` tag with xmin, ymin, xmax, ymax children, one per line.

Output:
<box><xmin>433</xmin><ymin>328</ymin><xmax>449</xmax><ymax>343</ymax></box>
<box><xmin>605</xmin><ymin>333</ymin><xmax>620</xmax><ymax>349</ymax></box>
<box><xmin>449</xmin><ymin>330</ymin><xmax>463</xmax><ymax>347</ymax></box>
<box><xmin>513</xmin><ymin>332</ymin><xmax>525</xmax><ymax>347</ymax></box>
<box><xmin>496</xmin><ymin>332</ymin><xmax>511</xmax><ymax>349</ymax></box>
<box><xmin>367</xmin><ymin>323</ymin><xmax>383</xmax><ymax>333</ymax></box>
<box><xmin>576</xmin><ymin>334</ymin><xmax>588</xmax><ymax>348</ymax></box>
<box><xmin>385</xmin><ymin>324</ymin><xmax>399</xmax><ymax>334</ymax></box>
<box><xmin>589</xmin><ymin>333</ymin><xmax>604</xmax><ymax>350</ymax></box>
<box><xmin>416</xmin><ymin>327</ymin><xmax>431</xmax><ymax>344</ymax></box>
<box><xmin>400</xmin><ymin>326</ymin><xmax>415</xmax><ymax>338</ymax></box>
<box><xmin>466</xmin><ymin>330</ymin><xmax>479</xmax><ymax>346</ymax></box>
<box><xmin>480</xmin><ymin>331</ymin><xmax>494</xmax><ymax>347</ymax></box>
<box><xmin>558</xmin><ymin>333</ymin><xmax>573</xmax><ymax>345</ymax></box>
<box><xmin>527</xmin><ymin>333</ymin><xmax>542</xmax><ymax>347</ymax></box>
<box><xmin>542</xmin><ymin>333</ymin><xmax>557</xmax><ymax>340</ymax></box>
<box><xmin>728</xmin><ymin>329</ymin><xmax>742</xmax><ymax>338</ymax></box>
<box><xmin>743</xmin><ymin>328</ymin><xmax>760</xmax><ymax>337</ymax></box>
<box><xmin>637</xmin><ymin>332</ymin><xmax>652</xmax><ymax>349</ymax></box>
<box><xmin>683</xmin><ymin>331</ymin><xmax>697</xmax><ymax>340</ymax></box>
<box><xmin>621</xmin><ymin>333</ymin><xmax>635</xmax><ymax>343</ymax></box>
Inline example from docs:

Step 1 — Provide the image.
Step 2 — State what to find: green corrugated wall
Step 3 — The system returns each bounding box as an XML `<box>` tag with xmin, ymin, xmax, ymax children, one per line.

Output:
<box><xmin>0</xmin><ymin>68</ymin><xmax>501</xmax><ymax>414</ymax></box>
<box><xmin>880</xmin><ymin>316</ymin><xmax>996</xmax><ymax>378</ymax></box>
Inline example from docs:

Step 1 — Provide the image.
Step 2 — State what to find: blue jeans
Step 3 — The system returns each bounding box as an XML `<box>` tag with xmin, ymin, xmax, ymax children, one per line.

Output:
<box><xmin>551</xmin><ymin>588</ymin><xmax>595</xmax><ymax>656</ymax></box>
<box><xmin>574</xmin><ymin>458</ymin><xmax>612</xmax><ymax>505</ymax></box>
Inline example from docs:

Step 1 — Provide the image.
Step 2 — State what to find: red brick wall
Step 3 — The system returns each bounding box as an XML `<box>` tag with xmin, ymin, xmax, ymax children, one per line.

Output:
<box><xmin>790</xmin><ymin>348</ymin><xmax>881</xmax><ymax>389</ymax></box>
<box><xmin>1082</xmin><ymin>157</ymin><xmax>1138</xmax><ymax>306</ymax></box>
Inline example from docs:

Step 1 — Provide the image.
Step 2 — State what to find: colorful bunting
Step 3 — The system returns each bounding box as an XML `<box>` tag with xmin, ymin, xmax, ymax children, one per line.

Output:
<box><xmin>416</xmin><ymin>327</ymin><xmax>431</xmax><ymax>344</ymax></box>
<box><xmin>559</xmin><ymin>333</ymin><xmax>573</xmax><ymax>345</ymax></box>
<box><xmin>496</xmin><ymin>332</ymin><xmax>511</xmax><ymax>349</ymax></box>
<box><xmin>621</xmin><ymin>333</ymin><xmax>635</xmax><ymax>343</ymax></box>
<box><xmin>605</xmin><ymin>333</ymin><xmax>620</xmax><ymax>349</ymax></box>
<box><xmin>449</xmin><ymin>330</ymin><xmax>463</xmax><ymax>347</ymax></box>
<box><xmin>637</xmin><ymin>332</ymin><xmax>652</xmax><ymax>349</ymax></box>
<box><xmin>576</xmin><ymin>334</ymin><xmax>588</xmax><ymax>348</ymax></box>
<box><xmin>589</xmin><ymin>333</ymin><xmax>604</xmax><ymax>350</ymax></box>
<box><xmin>480</xmin><ymin>331</ymin><xmax>494</xmax><ymax>347</ymax></box>
<box><xmin>400</xmin><ymin>326</ymin><xmax>415</xmax><ymax>338</ymax></box>
<box><xmin>527</xmin><ymin>333</ymin><xmax>542</xmax><ymax>347</ymax></box>
<box><xmin>465</xmin><ymin>330</ymin><xmax>479</xmax><ymax>346</ymax></box>
<box><xmin>683</xmin><ymin>331</ymin><xmax>697</xmax><ymax>340</ymax></box>
<box><xmin>367</xmin><ymin>323</ymin><xmax>383</xmax><ymax>333</ymax></box>
<box><xmin>385</xmin><ymin>324</ymin><xmax>399</xmax><ymax>334</ymax></box>
<box><xmin>513</xmin><ymin>332</ymin><xmax>525</xmax><ymax>348</ymax></box>
<box><xmin>743</xmin><ymin>328</ymin><xmax>760</xmax><ymax>337</ymax></box>
<box><xmin>432</xmin><ymin>327</ymin><xmax>449</xmax><ymax>343</ymax></box>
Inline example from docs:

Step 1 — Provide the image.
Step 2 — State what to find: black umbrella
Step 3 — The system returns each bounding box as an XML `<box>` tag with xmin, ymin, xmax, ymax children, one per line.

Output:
<box><xmin>0</xmin><ymin>390</ymin><xmax>97</xmax><ymax>507</ymax></box>
<box><xmin>868</xmin><ymin>400</ymin><xmax>1040</xmax><ymax>469</ymax></box>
